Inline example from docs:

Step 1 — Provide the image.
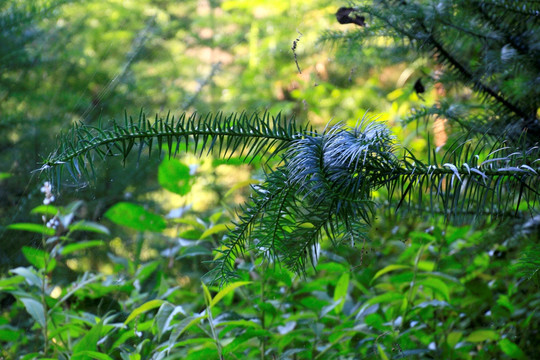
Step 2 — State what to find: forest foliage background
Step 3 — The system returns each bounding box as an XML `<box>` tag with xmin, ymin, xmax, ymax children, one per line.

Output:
<box><xmin>0</xmin><ymin>0</ymin><xmax>538</xmax><ymax>359</ymax></box>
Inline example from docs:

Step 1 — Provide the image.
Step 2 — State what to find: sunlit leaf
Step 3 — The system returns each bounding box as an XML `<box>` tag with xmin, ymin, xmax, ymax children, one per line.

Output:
<box><xmin>333</xmin><ymin>272</ymin><xmax>349</xmax><ymax>313</ymax></box>
<box><xmin>200</xmin><ymin>223</ymin><xmax>230</xmax><ymax>239</ymax></box>
<box><xmin>30</xmin><ymin>205</ymin><xmax>58</xmax><ymax>216</ymax></box>
<box><xmin>68</xmin><ymin>221</ymin><xmax>110</xmax><ymax>235</ymax></box>
<box><xmin>124</xmin><ymin>299</ymin><xmax>166</xmax><ymax>325</ymax></box>
<box><xmin>377</xmin><ymin>344</ymin><xmax>390</xmax><ymax>360</ymax></box>
<box><xmin>417</xmin><ymin>278</ymin><xmax>450</xmax><ymax>301</ymax></box>
<box><xmin>0</xmin><ymin>275</ymin><xmax>25</xmax><ymax>289</ymax></box>
<box><xmin>372</xmin><ymin>264</ymin><xmax>410</xmax><ymax>283</ymax></box>
<box><xmin>465</xmin><ymin>329</ymin><xmax>499</xmax><ymax>342</ymax></box>
<box><xmin>365</xmin><ymin>292</ymin><xmax>405</xmax><ymax>306</ymax></box>
<box><xmin>105</xmin><ymin>202</ymin><xmax>166</xmax><ymax>232</ymax></box>
<box><xmin>7</xmin><ymin>223</ymin><xmax>55</xmax><ymax>236</ymax></box>
<box><xmin>209</xmin><ymin>211</ymin><xmax>222</xmax><ymax>224</ymax></box>
<box><xmin>61</xmin><ymin>241</ymin><xmax>105</xmax><ymax>256</ymax></box>
<box><xmin>159</xmin><ymin>158</ymin><xmax>192</xmax><ymax>195</ymax></box>
<box><xmin>447</xmin><ymin>331</ymin><xmax>463</xmax><ymax>348</ymax></box>
<box><xmin>224</xmin><ymin>179</ymin><xmax>260</xmax><ymax>198</ymax></box>
<box><xmin>216</xmin><ymin>319</ymin><xmax>261</xmax><ymax>330</ymax></box>
<box><xmin>209</xmin><ymin>281</ymin><xmax>251</xmax><ymax>308</ymax></box>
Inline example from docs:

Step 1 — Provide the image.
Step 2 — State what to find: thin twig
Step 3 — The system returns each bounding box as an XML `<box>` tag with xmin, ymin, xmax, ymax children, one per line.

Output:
<box><xmin>292</xmin><ymin>30</ymin><xmax>303</xmax><ymax>74</ymax></box>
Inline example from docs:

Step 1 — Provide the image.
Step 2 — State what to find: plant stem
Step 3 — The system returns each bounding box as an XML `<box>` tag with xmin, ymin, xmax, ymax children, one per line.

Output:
<box><xmin>260</xmin><ymin>278</ymin><xmax>265</xmax><ymax>360</ymax></box>
<box><xmin>134</xmin><ymin>232</ymin><xmax>144</xmax><ymax>270</ymax></box>
<box><xmin>401</xmin><ymin>242</ymin><xmax>427</xmax><ymax>330</ymax></box>
<box><xmin>204</xmin><ymin>293</ymin><xmax>223</xmax><ymax>359</ymax></box>
<box><xmin>41</xmin><ymin>233</ymin><xmax>49</xmax><ymax>356</ymax></box>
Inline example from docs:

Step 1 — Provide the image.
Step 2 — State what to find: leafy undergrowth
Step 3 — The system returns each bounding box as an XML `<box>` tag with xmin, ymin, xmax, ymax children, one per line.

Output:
<box><xmin>1</xmin><ymin>192</ymin><xmax>538</xmax><ymax>360</ymax></box>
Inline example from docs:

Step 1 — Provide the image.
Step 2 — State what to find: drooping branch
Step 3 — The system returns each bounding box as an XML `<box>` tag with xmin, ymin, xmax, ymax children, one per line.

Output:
<box><xmin>39</xmin><ymin>111</ymin><xmax>309</xmax><ymax>181</ymax></box>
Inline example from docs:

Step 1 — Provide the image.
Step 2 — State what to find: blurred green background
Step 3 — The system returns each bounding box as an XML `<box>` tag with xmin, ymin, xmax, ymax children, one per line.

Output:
<box><xmin>0</xmin><ymin>1</ymin><xmax>538</xmax><ymax>359</ymax></box>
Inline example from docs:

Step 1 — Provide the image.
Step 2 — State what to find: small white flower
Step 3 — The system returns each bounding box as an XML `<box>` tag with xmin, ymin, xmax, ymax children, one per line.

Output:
<box><xmin>41</xmin><ymin>181</ymin><xmax>55</xmax><ymax>205</ymax></box>
<box><xmin>46</xmin><ymin>217</ymin><xmax>60</xmax><ymax>229</ymax></box>
<box><xmin>40</xmin><ymin>181</ymin><xmax>51</xmax><ymax>193</ymax></box>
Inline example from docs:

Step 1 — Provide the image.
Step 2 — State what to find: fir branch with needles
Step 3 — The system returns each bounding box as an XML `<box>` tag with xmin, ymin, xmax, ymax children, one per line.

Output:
<box><xmin>41</xmin><ymin>110</ymin><xmax>540</xmax><ymax>283</ymax></box>
<box><xmin>325</xmin><ymin>0</ymin><xmax>540</xmax><ymax>142</ymax></box>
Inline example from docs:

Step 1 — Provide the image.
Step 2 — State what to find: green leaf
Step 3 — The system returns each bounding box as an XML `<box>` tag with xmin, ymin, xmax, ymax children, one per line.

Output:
<box><xmin>209</xmin><ymin>281</ymin><xmax>251</xmax><ymax>308</ymax></box>
<box><xmin>300</xmin><ymin>296</ymin><xmax>329</xmax><ymax>311</ymax></box>
<box><xmin>134</xmin><ymin>261</ymin><xmax>160</xmax><ymax>282</ymax></box>
<box><xmin>414</xmin><ymin>300</ymin><xmax>450</xmax><ymax>309</ymax></box>
<box><xmin>61</xmin><ymin>241</ymin><xmax>105</xmax><ymax>256</ymax></box>
<box><xmin>0</xmin><ymin>275</ymin><xmax>25</xmax><ymax>289</ymax></box>
<box><xmin>365</xmin><ymin>292</ymin><xmax>405</xmax><ymax>306</ymax></box>
<box><xmin>105</xmin><ymin>202</ymin><xmax>166</xmax><ymax>232</ymax></box>
<box><xmin>417</xmin><ymin>260</ymin><xmax>435</xmax><ymax>272</ymax></box>
<box><xmin>20</xmin><ymin>297</ymin><xmax>46</xmax><ymax>328</ymax></box>
<box><xmin>0</xmin><ymin>172</ymin><xmax>12</xmax><ymax>180</ymax></box>
<box><xmin>317</xmin><ymin>262</ymin><xmax>348</xmax><ymax>273</ymax></box>
<box><xmin>447</xmin><ymin>331</ymin><xmax>463</xmax><ymax>348</ymax></box>
<box><xmin>223</xmin><ymin>329</ymin><xmax>271</xmax><ymax>355</ymax></box>
<box><xmin>209</xmin><ymin>211</ymin><xmax>222</xmax><ymax>224</ymax></box>
<box><xmin>68</xmin><ymin>221</ymin><xmax>110</xmax><ymax>235</ymax></box>
<box><xmin>124</xmin><ymin>299</ymin><xmax>166</xmax><ymax>325</ymax></box>
<box><xmin>10</xmin><ymin>267</ymin><xmax>42</xmax><ymax>287</ymax></box>
<box><xmin>21</xmin><ymin>246</ymin><xmax>48</xmax><ymax>269</ymax></box>
<box><xmin>224</xmin><ymin>179</ymin><xmax>260</xmax><ymax>198</ymax></box>
<box><xmin>202</xmin><ymin>282</ymin><xmax>212</xmax><ymax>306</ymax></box>
<box><xmin>199</xmin><ymin>223</ymin><xmax>229</xmax><ymax>239</ymax></box>
<box><xmin>0</xmin><ymin>328</ymin><xmax>20</xmax><ymax>342</ymax></box>
<box><xmin>496</xmin><ymin>295</ymin><xmax>514</xmax><ymax>313</ymax></box>
<box><xmin>465</xmin><ymin>329</ymin><xmax>499</xmax><ymax>342</ymax></box>
<box><xmin>154</xmin><ymin>303</ymin><xmax>175</xmax><ymax>338</ymax></box>
<box><xmin>365</xmin><ymin>313</ymin><xmax>385</xmax><ymax>330</ymax></box>
<box><xmin>499</xmin><ymin>338</ymin><xmax>526</xmax><ymax>359</ymax></box>
<box><xmin>76</xmin><ymin>351</ymin><xmax>114</xmax><ymax>360</ymax></box>
<box><xmin>110</xmin><ymin>330</ymin><xmax>135</xmax><ymax>350</ymax></box>
<box><xmin>7</xmin><ymin>223</ymin><xmax>55</xmax><ymax>236</ymax></box>
<box><xmin>216</xmin><ymin>319</ymin><xmax>261</xmax><ymax>331</ymax></box>
<box><xmin>30</xmin><ymin>205</ymin><xmax>58</xmax><ymax>216</ymax></box>
<box><xmin>177</xmin><ymin>246</ymin><xmax>212</xmax><ymax>259</ymax></box>
<box><xmin>169</xmin><ymin>314</ymin><xmax>208</xmax><ymax>343</ymax></box>
<box><xmin>377</xmin><ymin>344</ymin><xmax>390</xmax><ymax>360</ymax></box>
<box><xmin>333</xmin><ymin>272</ymin><xmax>349</xmax><ymax>314</ymax></box>
<box><xmin>158</xmin><ymin>158</ymin><xmax>192</xmax><ymax>195</ymax></box>
<box><xmin>371</xmin><ymin>265</ymin><xmax>410</xmax><ymax>283</ymax></box>
<box><xmin>72</xmin><ymin>321</ymin><xmax>103</xmax><ymax>356</ymax></box>
<box><xmin>20</xmin><ymin>354</ymin><xmax>42</xmax><ymax>360</ymax></box>
<box><xmin>417</xmin><ymin>278</ymin><xmax>450</xmax><ymax>301</ymax></box>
